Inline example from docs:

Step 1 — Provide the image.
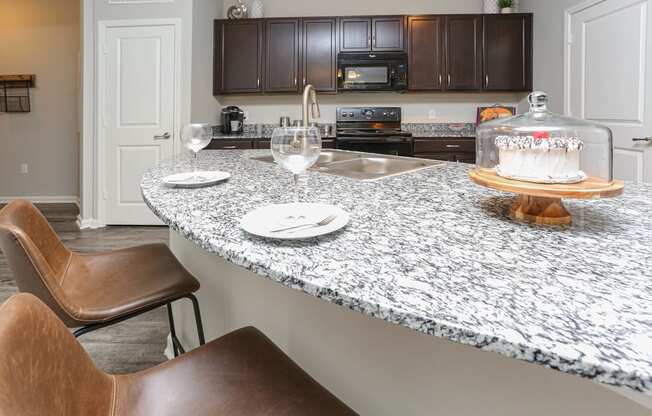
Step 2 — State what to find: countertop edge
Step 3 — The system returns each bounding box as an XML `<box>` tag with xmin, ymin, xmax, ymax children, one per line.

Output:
<box><xmin>141</xmin><ymin>187</ymin><xmax>652</xmax><ymax>396</ymax></box>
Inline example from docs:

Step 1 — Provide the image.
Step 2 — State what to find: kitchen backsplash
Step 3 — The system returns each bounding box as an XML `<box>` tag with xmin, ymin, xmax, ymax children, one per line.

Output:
<box><xmin>212</xmin><ymin>123</ymin><xmax>476</xmax><ymax>139</ymax></box>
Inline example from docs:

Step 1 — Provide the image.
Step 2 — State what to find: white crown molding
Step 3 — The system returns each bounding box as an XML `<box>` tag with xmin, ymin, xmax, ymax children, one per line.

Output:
<box><xmin>108</xmin><ymin>0</ymin><xmax>174</xmax><ymax>4</ymax></box>
<box><xmin>0</xmin><ymin>196</ymin><xmax>80</xmax><ymax>206</ymax></box>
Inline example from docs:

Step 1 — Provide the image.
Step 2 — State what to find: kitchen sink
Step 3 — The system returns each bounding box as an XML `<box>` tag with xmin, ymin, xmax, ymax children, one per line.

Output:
<box><xmin>250</xmin><ymin>149</ymin><xmax>442</xmax><ymax>181</ymax></box>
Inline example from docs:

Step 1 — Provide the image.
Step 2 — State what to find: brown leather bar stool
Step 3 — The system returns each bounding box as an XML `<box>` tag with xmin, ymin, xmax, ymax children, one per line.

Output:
<box><xmin>0</xmin><ymin>294</ymin><xmax>358</xmax><ymax>415</ymax></box>
<box><xmin>0</xmin><ymin>199</ymin><xmax>204</xmax><ymax>356</ymax></box>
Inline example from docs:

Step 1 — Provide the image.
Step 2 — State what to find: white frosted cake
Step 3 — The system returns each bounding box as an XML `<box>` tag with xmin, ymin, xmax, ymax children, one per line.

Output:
<box><xmin>494</xmin><ymin>134</ymin><xmax>586</xmax><ymax>183</ymax></box>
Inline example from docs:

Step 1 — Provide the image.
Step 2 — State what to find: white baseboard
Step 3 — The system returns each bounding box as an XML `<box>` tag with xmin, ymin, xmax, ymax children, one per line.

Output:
<box><xmin>77</xmin><ymin>215</ymin><xmax>105</xmax><ymax>229</ymax></box>
<box><xmin>0</xmin><ymin>196</ymin><xmax>80</xmax><ymax>206</ymax></box>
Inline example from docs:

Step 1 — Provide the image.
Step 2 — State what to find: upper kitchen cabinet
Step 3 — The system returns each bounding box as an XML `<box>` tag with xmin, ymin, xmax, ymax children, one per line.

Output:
<box><xmin>482</xmin><ymin>14</ymin><xmax>532</xmax><ymax>91</ymax></box>
<box><xmin>264</xmin><ymin>18</ymin><xmax>300</xmax><ymax>93</ymax></box>
<box><xmin>407</xmin><ymin>16</ymin><xmax>443</xmax><ymax>90</ymax></box>
<box><xmin>444</xmin><ymin>15</ymin><xmax>482</xmax><ymax>90</ymax></box>
<box><xmin>214</xmin><ymin>20</ymin><xmax>263</xmax><ymax>94</ymax></box>
<box><xmin>302</xmin><ymin>18</ymin><xmax>338</xmax><ymax>92</ymax></box>
<box><xmin>339</xmin><ymin>16</ymin><xmax>405</xmax><ymax>52</ymax></box>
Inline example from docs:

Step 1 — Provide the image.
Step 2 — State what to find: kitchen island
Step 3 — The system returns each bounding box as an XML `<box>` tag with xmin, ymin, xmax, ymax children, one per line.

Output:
<box><xmin>141</xmin><ymin>150</ymin><xmax>652</xmax><ymax>415</ymax></box>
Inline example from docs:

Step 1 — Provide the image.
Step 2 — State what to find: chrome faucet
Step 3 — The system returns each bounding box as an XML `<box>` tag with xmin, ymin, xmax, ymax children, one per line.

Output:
<box><xmin>302</xmin><ymin>84</ymin><xmax>320</xmax><ymax>127</ymax></box>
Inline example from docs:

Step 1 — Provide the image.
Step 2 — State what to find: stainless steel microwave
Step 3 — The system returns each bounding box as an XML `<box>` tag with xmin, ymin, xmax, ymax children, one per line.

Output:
<box><xmin>337</xmin><ymin>52</ymin><xmax>408</xmax><ymax>92</ymax></box>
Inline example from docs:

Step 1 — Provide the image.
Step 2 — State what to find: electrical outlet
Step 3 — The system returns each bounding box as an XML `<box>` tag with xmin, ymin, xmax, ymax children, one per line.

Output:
<box><xmin>20</xmin><ymin>163</ymin><xmax>28</xmax><ymax>174</ymax></box>
<box><xmin>428</xmin><ymin>110</ymin><xmax>437</xmax><ymax>120</ymax></box>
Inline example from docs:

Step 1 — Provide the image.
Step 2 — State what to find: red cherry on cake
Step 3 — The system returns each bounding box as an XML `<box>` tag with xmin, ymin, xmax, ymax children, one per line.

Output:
<box><xmin>533</xmin><ymin>131</ymin><xmax>550</xmax><ymax>140</ymax></box>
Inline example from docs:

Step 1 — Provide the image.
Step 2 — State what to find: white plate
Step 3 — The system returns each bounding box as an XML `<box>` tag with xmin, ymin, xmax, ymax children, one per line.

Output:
<box><xmin>162</xmin><ymin>171</ymin><xmax>230</xmax><ymax>188</ymax></box>
<box><xmin>240</xmin><ymin>203</ymin><xmax>350</xmax><ymax>240</ymax></box>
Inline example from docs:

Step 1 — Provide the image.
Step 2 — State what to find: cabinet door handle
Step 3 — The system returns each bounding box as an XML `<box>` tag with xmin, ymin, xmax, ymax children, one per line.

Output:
<box><xmin>153</xmin><ymin>132</ymin><xmax>171</xmax><ymax>140</ymax></box>
<box><xmin>257</xmin><ymin>78</ymin><xmax>260</xmax><ymax>88</ymax></box>
<box><xmin>303</xmin><ymin>77</ymin><xmax>306</xmax><ymax>86</ymax></box>
<box><xmin>294</xmin><ymin>77</ymin><xmax>297</xmax><ymax>86</ymax></box>
<box><xmin>633</xmin><ymin>137</ymin><xmax>652</xmax><ymax>142</ymax></box>
<box><xmin>485</xmin><ymin>75</ymin><xmax>489</xmax><ymax>88</ymax></box>
<box><xmin>448</xmin><ymin>74</ymin><xmax>451</xmax><ymax>86</ymax></box>
<box><xmin>446</xmin><ymin>144</ymin><xmax>461</xmax><ymax>148</ymax></box>
<box><xmin>439</xmin><ymin>74</ymin><xmax>442</xmax><ymax>86</ymax></box>
<box><xmin>222</xmin><ymin>145</ymin><xmax>237</xmax><ymax>149</ymax></box>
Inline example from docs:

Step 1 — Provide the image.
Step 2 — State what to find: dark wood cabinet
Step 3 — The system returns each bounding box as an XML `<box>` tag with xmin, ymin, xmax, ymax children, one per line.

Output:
<box><xmin>407</xmin><ymin>16</ymin><xmax>443</xmax><ymax>90</ymax></box>
<box><xmin>213</xmin><ymin>14</ymin><xmax>532</xmax><ymax>95</ymax></box>
<box><xmin>340</xmin><ymin>16</ymin><xmax>404</xmax><ymax>52</ymax></box>
<box><xmin>302</xmin><ymin>18</ymin><xmax>337</xmax><ymax>92</ymax></box>
<box><xmin>264</xmin><ymin>19</ymin><xmax>300</xmax><ymax>93</ymax></box>
<box><xmin>445</xmin><ymin>15</ymin><xmax>482</xmax><ymax>90</ymax></box>
<box><xmin>207</xmin><ymin>140</ymin><xmax>254</xmax><ymax>150</ymax></box>
<box><xmin>339</xmin><ymin>17</ymin><xmax>372</xmax><ymax>51</ymax></box>
<box><xmin>482</xmin><ymin>14</ymin><xmax>532</xmax><ymax>91</ymax></box>
<box><xmin>214</xmin><ymin>20</ymin><xmax>263</xmax><ymax>94</ymax></box>
<box><xmin>372</xmin><ymin>17</ymin><xmax>405</xmax><ymax>51</ymax></box>
<box><xmin>414</xmin><ymin>138</ymin><xmax>476</xmax><ymax>164</ymax></box>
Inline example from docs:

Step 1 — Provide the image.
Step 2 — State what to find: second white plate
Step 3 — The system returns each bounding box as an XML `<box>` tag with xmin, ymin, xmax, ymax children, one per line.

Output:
<box><xmin>162</xmin><ymin>171</ymin><xmax>230</xmax><ymax>188</ymax></box>
<box><xmin>240</xmin><ymin>203</ymin><xmax>350</xmax><ymax>240</ymax></box>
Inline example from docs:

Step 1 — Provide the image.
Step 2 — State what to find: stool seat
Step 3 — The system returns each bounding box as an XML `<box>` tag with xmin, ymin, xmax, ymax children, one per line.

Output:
<box><xmin>62</xmin><ymin>243</ymin><xmax>199</xmax><ymax>324</ymax></box>
<box><xmin>115</xmin><ymin>326</ymin><xmax>356</xmax><ymax>415</ymax></box>
<box><xmin>0</xmin><ymin>294</ymin><xmax>358</xmax><ymax>416</ymax></box>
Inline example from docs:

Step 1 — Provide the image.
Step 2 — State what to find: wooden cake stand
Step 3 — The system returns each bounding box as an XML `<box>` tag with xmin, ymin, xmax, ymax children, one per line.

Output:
<box><xmin>469</xmin><ymin>168</ymin><xmax>625</xmax><ymax>225</ymax></box>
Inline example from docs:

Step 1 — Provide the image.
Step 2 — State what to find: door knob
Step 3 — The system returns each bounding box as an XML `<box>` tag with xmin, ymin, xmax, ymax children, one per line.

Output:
<box><xmin>632</xmin><ymin>137</ymin><xmax>652</xmax><ymax>142</ymax></box>
<box><xmin>153</xmin><ymin>132</ymin><xmax>171</xmax><ymax>140</ymax></box>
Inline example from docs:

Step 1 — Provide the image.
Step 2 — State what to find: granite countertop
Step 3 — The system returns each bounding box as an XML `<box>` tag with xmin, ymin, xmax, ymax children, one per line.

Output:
<box><xmin>141</xmin><ymin>150</ymin><xmax>652</xmax><ymax>395</ymax></box>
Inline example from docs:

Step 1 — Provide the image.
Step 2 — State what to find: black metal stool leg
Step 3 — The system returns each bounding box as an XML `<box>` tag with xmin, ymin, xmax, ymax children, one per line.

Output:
<box><xmin>167</xmin><ymin>303</ymin><xmax>182</xmax><ymax>357</ymax></box>
<box><xmin>186</xmin><ymin>294</ymin><xmax>206</xmax><ymax>345</ymax></box>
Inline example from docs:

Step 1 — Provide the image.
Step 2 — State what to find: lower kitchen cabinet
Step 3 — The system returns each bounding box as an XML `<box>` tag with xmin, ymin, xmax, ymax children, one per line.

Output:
<box><xmin>206</xmin><ymin>140</ymin><xmax>254</xmax><ymax>150</ymax></box>
<box><xmin>414</xmin><ymin>137</ymin><xmax>476</xmax><ymax>164</ymax></box>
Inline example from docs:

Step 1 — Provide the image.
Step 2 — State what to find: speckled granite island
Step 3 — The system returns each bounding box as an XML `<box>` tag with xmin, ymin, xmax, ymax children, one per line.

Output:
<box><xmin>141</xmin><ymin>150</ymin><xmax>652</xmax><ymax>416</ymax></box>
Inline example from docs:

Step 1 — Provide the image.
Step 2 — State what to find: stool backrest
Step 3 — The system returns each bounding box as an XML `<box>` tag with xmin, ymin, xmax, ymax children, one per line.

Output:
<box><xmin>0</xmin><ymin>200</ymin><xmax>74</xmax><ymax>323</ymax></box>
<box><xmin>0</xmin><ymin>293</ymin><xmax>115</xmax><ymax>416</ymax></box>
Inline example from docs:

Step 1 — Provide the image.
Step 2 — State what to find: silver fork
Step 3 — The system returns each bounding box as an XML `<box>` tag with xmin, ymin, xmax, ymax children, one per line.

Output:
<box><xmin>270</xmin><ymin>214</ymin><xmax>337</xmax><ymax>233</ymax></box>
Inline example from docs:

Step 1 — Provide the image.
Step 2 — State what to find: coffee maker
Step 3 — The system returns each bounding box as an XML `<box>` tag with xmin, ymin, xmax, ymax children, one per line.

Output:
<box><xmin>220</xmin><ymin>106</ymin><xmax>245</xmax><ymax>134</ymax></box>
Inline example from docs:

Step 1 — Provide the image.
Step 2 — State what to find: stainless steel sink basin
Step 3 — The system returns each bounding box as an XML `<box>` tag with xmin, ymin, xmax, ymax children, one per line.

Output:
<box><xmin>250</xmin><ymin>150</ymin><xmax>359</xmax><ymax>167</ymax></box>
<box><xmin>317</xmin><ymin>156</ymin><xmax>440</xmax><ymax>180</ymax></box>
<box><xmin>250</xmin><ymin>149</ymin><xmax>442</xmax><ymax>181</ymax></box>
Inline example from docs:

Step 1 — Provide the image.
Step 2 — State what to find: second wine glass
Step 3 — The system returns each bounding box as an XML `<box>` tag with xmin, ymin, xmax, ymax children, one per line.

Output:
<box><xmin>180</xmin><ymin>123</ymin><xmax>212</xmax><ymax>172</ymax></box>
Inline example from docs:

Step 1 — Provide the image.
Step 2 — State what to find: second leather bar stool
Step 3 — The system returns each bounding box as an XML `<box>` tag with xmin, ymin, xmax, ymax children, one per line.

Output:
<box><xmin>0</xmin><ymin>199</ymin><xmax>204</xmax><ymax>356</ymax></box>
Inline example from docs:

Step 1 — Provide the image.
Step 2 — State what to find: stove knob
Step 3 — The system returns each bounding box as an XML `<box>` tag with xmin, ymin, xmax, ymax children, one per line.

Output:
<box><xmin>348</xmin><ymin>112</ymin><xmax>354</xmax><ymax>117</ymax></box>
<box><xmin>341</xmin><ymin>113</ymin><xmax>347</xmax><ymax>118</ymax></box>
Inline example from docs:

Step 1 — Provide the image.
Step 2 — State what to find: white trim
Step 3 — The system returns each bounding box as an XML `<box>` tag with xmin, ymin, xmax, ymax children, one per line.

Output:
<box><xmin>77</xmin><ymin>215</ymin><xmax>106</xmax><ymax>229</ymax></box>
<box><xmin>0</xmin><ymin>196</ymin><xmax>80</xmax><ymax>205</ymax></box>
<box><xmin>95</xmin><ymin>18</ymin><xmax>183</xmax><ymax>225</ymax></box>
<box><xmin>80</xmin><ymin>0</ymin><xmax>97</xmax><ymax>231</ymax></box>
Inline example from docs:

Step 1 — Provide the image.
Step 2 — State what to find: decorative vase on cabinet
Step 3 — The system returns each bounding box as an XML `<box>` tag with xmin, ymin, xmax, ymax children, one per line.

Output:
<box><xmin>249</xmin><ymin>0</ymin><xmax>264</xmax><ymax>18</ymax></box>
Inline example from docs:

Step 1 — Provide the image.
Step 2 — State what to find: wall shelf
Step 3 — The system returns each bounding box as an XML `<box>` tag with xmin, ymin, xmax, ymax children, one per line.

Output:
<box><xmin>0</xmin><ymin>74</ymin><xmax>35</xmax><ymax>113</ymax></box>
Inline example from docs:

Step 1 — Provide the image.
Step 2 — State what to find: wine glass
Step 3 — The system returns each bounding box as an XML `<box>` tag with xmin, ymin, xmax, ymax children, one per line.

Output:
<box><xmin>271</xmin><ymin>126</ymin><xmax>321</xmax><ymax>223</ymax></box>
<box><xmin>180</xmin><ymin>123</ymin><xmax>212</xmax><ymax>173</ymax></box>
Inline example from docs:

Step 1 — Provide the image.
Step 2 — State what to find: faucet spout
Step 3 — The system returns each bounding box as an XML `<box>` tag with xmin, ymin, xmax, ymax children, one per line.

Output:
<box><xmin>302</xmin><ymin>84</ymin><xmax>320</xmax><ymax>127</ymax></box>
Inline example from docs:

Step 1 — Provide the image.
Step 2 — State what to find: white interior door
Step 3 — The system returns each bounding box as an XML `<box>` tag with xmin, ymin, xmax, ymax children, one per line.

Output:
<box><xmin>567</xmin><ymin>0</ymin><xmax>652</xmax><ymax>183</ymax></box>
<box><xmin>102</xmin><ymin>21</ymin><xmax>177</xmax><ymax>225</ymax></box>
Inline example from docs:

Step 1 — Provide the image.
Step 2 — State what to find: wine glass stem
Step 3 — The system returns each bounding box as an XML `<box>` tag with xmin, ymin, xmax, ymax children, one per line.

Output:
<box><xmin>293</xmin><ymin>174</ymin><xmax>299</xmax><ymax>203</ymax></box>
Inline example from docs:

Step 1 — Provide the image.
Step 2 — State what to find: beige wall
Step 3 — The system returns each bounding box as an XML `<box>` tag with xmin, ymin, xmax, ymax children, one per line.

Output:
<box><xmin>0</xmin><ymin>0</ymin><xmax>80</xmax><ymax>200</ymax></box>
<box><xmin>218</xmin><ymin>0</ymin><xmax>526</xmax><ymax>124</ymax></box>
<box><xmin>520</xmin><ymin>0</ymin><xmax>586</xmax><ymax>113</ymax></box>
<box><xmin>192</xmin><ymin>0</ymin><xmax>223</xmax><ymax>122</ymax></box>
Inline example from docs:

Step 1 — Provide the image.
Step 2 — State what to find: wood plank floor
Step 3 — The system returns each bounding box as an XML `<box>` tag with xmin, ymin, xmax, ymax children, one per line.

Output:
<box><xmin>0</xmin><ymin>204</ymin><xmax>170</xmax><ymax>374</ymax></box>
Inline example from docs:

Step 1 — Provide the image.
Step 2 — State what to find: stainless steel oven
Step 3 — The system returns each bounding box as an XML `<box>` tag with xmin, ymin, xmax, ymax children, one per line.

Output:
<box><xmin>337</xmin><ymin>53</ymin><xmax>408</xmax><ymax>92</ymax></box>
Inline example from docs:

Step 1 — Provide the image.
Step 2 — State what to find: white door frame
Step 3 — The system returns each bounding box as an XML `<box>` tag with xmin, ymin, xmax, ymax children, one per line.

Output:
<box><xmin>80</xmin><ymin>14</ymin><xmax>184</xmax><ymax>228</ymax></box>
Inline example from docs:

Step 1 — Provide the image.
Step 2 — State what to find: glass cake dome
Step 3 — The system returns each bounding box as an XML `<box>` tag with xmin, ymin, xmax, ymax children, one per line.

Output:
<box><xmin>476</xmin><ymin>91</ymin><xmax>613</xmax><ymax>183</ymax></box>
